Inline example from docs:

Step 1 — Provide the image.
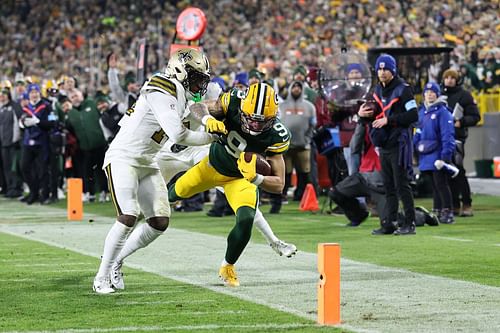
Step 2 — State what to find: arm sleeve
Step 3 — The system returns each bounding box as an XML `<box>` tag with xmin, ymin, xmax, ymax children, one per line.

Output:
<box><xmin>107</xmin><ymin>68</ymin><xmax>127</xmax><ymax>106</ymax></box>
<box><xmin>388</xmin><ymin>86</ymin><xmax>418</xmax><ymax>127</ymax></box>
<box><xmin>145</xmin><ymin>92</ymin><xmax>215</xmax><ymax>146</ymax></box>
<box><xmin>461</xmin><ymin>91</ymin><xmax>480</xmax><ymax>127</ymax></box>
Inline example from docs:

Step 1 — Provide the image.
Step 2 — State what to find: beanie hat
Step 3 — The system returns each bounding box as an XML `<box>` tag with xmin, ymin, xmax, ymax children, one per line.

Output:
<box><xmin>346</xmin><ymin>63</ymin><xmax>364</xmax><ymax>75</ymax></box>
<box><xmin>58</xmin><ymin>95</ymin><xmax>70</xmax><ymax>104</ymax></box>
<box><xmin>423</xmin><ymin>82</ymin><xmax>440</xmax><ymax>96</ymax></box>
<box><xmin>95</xmin><ymin>93</ymin><xmax>111</xmax><ymax>105</ymax></box>
<box><xmin>248</xmin><ymin>68</ymin><xmax>264</xmax><ymax>81</ymax></box>
<box><xmin>375</xmin><ymin>54</ymin><xmax>397</xmax><ymax>76</ymax></box>
<box><xmin>442</xmin><ymin>68</ymin><xmax>459</xmax><ymax>80</ymax></box>
<box><xmin>233</xmin><ymin>72</ymin><xmax>249</xmax><ymax>87</ymax></box>
<box><xmin>27</xmin><ymin>83</ymin><xmax>41</xmax><ymax>94</ymax></box>
<box><xmin>124</xmin><ymin>71</ymin><xmax>136</xmax><ymax>86</ymax></box>
<box><xmin>293</xmin><ymin>65</ymin><xmax>308</xmax><ymax>77</ymax></box>
<box><xmin>211</xmin><ymin>77</ymin><xmax>226</xmax><ymax>91</ymax></box>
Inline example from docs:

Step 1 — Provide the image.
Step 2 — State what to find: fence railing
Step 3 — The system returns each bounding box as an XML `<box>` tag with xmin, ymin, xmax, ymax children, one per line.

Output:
<box><xmin>472</xmin><ymin>88</ymin><xmax>500</xmax><ymax>125</ymax></box>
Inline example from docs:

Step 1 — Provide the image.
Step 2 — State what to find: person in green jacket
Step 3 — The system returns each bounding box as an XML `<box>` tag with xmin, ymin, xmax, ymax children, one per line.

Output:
<box><xmin>67</xmin><ymin>89</ymin><xmax>109</xmax><ymax>202</ymax></box>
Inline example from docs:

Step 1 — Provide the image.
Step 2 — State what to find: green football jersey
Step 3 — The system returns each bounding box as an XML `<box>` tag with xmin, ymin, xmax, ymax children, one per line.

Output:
<box><xmin>209</xmin><ymin>89</ymin><xmax>290</xmax><ymax>177</ymax></box>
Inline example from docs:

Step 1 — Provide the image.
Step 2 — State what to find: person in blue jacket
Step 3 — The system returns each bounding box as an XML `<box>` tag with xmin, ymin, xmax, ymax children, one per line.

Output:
<box><xmin>414</xmin><ymin>82</ymin><xmax>456</xmax><ymax>224</ymax></box>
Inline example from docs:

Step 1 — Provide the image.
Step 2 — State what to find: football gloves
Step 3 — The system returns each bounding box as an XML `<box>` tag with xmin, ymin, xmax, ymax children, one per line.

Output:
<box><xmin>237</xmin><ymin>152</ymin><xmax>257</xmax><ymax>182</ymax></box>
<box><xmin>204</xmin><ymin>116</ymin><xmax>227</xmax><ymax>135</ymax></box>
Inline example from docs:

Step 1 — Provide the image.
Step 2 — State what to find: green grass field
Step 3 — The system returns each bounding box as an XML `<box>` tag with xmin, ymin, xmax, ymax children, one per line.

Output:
<box><xmin>1</xmin><ymin>193</ymin><xmax>499</xmax><ymax>332</ymax></box>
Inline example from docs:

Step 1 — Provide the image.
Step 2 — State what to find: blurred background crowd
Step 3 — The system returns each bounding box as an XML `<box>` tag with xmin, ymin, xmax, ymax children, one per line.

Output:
<box><xmin>0</xmin><ymin>0</ymin><xmax>499</xmax><ymax>215</ymax></box>
<box><xmin>1</xmin><ymin>0</ymin><xmax>499</xmax><ymax>92</ymax></box>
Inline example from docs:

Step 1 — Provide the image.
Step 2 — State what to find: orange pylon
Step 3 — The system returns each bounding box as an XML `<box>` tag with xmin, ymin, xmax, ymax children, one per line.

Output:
<box><xmin>299</xmin><ymin>183</ymin><xmax>319</xmax><ymax>212</ymax></box>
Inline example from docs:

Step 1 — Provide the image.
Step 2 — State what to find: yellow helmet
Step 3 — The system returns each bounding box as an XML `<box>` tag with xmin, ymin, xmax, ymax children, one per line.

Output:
<box><xmin>43</xmin><ymin>79</ymin><xmax>59</xmax><ymax>97</ymax></box>
<box><xmin>0</xmin><ymin>80</ymin><xmax>12</xmax><ymax>91</ymax></box>
<box><xmin>240</xmin><ymin>82</ymin><xmax>278</xmax><ymax>135</ymax></box>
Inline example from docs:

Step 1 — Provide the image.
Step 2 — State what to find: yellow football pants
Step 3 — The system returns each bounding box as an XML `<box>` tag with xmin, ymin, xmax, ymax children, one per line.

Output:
<box><xmin>174</xmin><ymin>156</ymin><xmax>258</xmax><ymax>211</ymax></box>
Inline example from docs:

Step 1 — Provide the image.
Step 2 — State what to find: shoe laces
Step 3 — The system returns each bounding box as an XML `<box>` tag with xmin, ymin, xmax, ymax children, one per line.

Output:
<box><xmin>224</xmin><ymin>265</ymin><xmax>237</xmax><ymax>280</ymax></box>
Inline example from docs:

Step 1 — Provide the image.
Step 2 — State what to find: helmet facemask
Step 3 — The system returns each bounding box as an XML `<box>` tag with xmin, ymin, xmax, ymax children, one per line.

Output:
<box><xmin>184</xmin><ymin>65</ymin><xmax>210</xmax><ymax>97</ymax></box>
<box><xmin>240</xmin><ymin>112</ymin><xmax>275</xmax><ymax>135</ymax></box>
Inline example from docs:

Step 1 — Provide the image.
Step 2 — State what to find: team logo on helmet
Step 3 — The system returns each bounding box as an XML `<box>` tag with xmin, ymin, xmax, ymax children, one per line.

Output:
<box><xmin>178</xmin><ymin>50</ymin><xmax>193</xmax><ymax>63</ymax></box>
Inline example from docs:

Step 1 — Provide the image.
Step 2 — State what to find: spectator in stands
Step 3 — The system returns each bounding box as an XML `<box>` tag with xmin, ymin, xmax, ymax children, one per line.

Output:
<box><xmin>13</xmin><ymin>79</ymin><xmax>27</xmax><ymax>103</ymax></box>
<box><xmin>292</xmin><ymin>65</ymin><xmax>317</xmax><ymax>104</ymax></box>
<box><xmin>232</xmin><ymin>72</ymin><xmax>249</xmax><ymax>91</ymax></box>
<box><xmin>248</xmin><ymin>69</ymin><xmax>264</xmax><ymax>86</ymax></box>
<box><xmin>441</xmin><ymin>68</ymin><xmax>480</xmax><ymax>217</ymax></box>
<box><xmin>0</xmin><ymin>87</ymin><xmax>23</xmax><ymax>198</ymax></box>
<box><xmin>66</xmin><ymin>89</ymin><xmax>108</xmax><ymax>202</ymax></box>
<box><xmin>414</xmin><ymin>82</ymin><xmax>455</xmax><ymax>224</ymax></box>
<box><xmin>361</xmin><ymin>54</ymin><xmax>418</xmax><ymax>235</ymax></box>
<box><xmin>95</xmin><ymin>93</ymin><xmax>124</xmax><ymax>143</ymax></box>
<box><xmin>107</xmin><ymin>52</ymin><xmax>139</xmax><ymax>110</ymax></box>
<box><xmin>279</xmin><ymin>81</ymin><xmax>316</xmax><ymax>204</ymax></box>
<box><xmin>19</xmin><ymin>84</ymin><xmax>55</xmax><ymax>204</ymax></box>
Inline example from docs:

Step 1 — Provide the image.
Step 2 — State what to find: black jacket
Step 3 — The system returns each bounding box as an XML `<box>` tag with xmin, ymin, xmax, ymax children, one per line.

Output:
<box><xmin>369</xmin><ymin>77</ymin><xmax>418</xmax><ymax>149</ymax></box>
<box><xmin>442</xmin><ymin>85</ymin><xmax>480</xmax><ymax>142</ymax></box>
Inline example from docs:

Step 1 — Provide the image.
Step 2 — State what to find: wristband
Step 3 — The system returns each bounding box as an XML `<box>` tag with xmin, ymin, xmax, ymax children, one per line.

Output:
<box><xmin>251</xmin><ymin>174</ymin><xmax>265</xmax><ymax>186</ymax></box>
<box><xmin>201</xmin><ymin>115</ymin><xmax>214</xmax><ymax>126</ymax></box>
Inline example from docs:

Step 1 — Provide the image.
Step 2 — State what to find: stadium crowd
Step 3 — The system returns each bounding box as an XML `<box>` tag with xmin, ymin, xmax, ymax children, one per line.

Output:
<box><xmin>1</xmin><ymin>0</ymin><xmax>499</xmax><ymax>90</ymax></box>
<box><xmin>0</xmin><ymin>1</ymin><xmax>498</xmax><ymax>228</ymax></box>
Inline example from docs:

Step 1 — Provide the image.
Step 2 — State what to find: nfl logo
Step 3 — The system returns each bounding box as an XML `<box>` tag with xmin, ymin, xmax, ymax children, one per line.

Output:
<box><xmin>379</xmin><ymin>62</ymin><xmax>385</xmax><ymax>68</ymax></box>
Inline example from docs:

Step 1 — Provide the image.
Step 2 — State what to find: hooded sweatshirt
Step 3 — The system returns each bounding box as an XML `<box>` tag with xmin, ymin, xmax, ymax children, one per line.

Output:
<box><xmin>278</xmin><ymin>81</ymin><xmax>316</xmax><ymax>149</ymax></box>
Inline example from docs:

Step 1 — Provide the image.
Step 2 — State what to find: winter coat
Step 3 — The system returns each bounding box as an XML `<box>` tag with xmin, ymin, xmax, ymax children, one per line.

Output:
<box><xmin>66</xmin><ymin>98</ymin><xmax>107</xmax><ymax>151</ymax></box>
<box><xmin>279</xmin><ymin>81</ymin><xmax>316</xmax><ymax>149</ymax></box>
<box><xmin>414</xmin><ymin>96</ymin><xmax>455</xmax><ymax>171</ymax></box>
<box><xmin>0</xmin><ymin>100</ymin><xmax>23</xmax><ymax>147</ymax></box>
<box><xmin>21</xmin><ymin>98</ymin><xmax>53</xmax><ymax>147</ymax></box>
<box><xmin>442</xmin><ymin>84</ymin><xmax>480</xmax><ymax>142</ymax></box>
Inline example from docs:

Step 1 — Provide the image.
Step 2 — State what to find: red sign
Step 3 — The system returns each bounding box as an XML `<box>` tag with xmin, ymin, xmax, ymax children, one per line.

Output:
<box><xmin>176</xmin><ymin>7</ymin><xmax>207</xmax><ymax>41</ymax></box>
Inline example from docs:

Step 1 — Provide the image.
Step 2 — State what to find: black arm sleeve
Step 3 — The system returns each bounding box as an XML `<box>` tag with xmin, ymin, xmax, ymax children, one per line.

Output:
<box><xmin>37</xmin><ymin>104</ymin><xmax>55</xmax><ymax>131</ymax></box>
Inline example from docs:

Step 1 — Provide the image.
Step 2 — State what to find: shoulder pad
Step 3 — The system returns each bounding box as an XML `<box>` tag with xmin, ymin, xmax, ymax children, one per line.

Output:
<box><xmin>219</xmin><ymin>91</ymin><xmax>231</xmax><ymax>115</ymax></box>
<box><xmin>144</xmin><ymin>74</ymin><xmax>177</xmax><ymax>97</ymax></box>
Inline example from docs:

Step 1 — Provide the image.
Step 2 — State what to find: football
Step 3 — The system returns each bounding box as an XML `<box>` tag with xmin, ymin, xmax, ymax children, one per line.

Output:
<box><xmin>363</xmin><ymin>99</ymin><xmax>383</xmax><ymax>118</ymax></box>
<box><xmin>244</xmin><ymin>152</ymin><xmax>272</xmax><ymax>176</ymax></box>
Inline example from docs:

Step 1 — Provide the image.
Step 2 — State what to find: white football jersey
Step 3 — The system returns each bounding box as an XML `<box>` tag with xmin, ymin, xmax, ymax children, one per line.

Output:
<box><xmin>104</xmin><ymin>74</ymin><xmax>215</xmax><ymax>169</ymax></box>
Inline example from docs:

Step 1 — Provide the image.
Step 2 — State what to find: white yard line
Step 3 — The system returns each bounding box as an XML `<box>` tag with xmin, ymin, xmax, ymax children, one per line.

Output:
<box><xmin>432</xmin><ymin>236</ymin><xmax>474</xmax><ymax>242</ymax></box>
<box><xmin>4</xmin><ymin>323</ymin><xmax>320</xmax><ymax>333</ymax></box>
<box><xmin>13</xmin><ymin>262</ymin><xmax>92</xmax><ymax>267</ymax></box>
<box><xmin>1</xmin><ymin>199</ymin><xmax>500</xmax><ymax>333</ymax></box>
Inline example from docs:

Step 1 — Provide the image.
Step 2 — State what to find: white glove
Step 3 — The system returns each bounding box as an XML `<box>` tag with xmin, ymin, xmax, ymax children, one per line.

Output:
<box><xmin>23</xmin><ymin>116</ymin><xmax>40</xmax><ymax>127</ymax></box>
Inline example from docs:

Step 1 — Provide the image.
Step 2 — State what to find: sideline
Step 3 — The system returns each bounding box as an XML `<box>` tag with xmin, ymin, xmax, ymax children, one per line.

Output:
<box><xmin>1</xmin><ymin>200</ymin><xmax>500</xmax><ymax>333</ymax></box>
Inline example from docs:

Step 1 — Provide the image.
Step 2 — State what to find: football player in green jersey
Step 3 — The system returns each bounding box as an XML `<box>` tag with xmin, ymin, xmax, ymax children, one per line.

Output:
<box><xmin>169</xmin><ymin>82</ymin><xmax>290</xmax><ymax>287</ymax></box>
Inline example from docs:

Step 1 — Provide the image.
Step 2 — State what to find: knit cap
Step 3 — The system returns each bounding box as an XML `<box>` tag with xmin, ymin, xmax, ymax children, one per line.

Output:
<box><xmin>423</xmin><ymin>82</ymin><xmax>440</xmax><ymax>96</ymax></box>
<box><xmin>375</xmin><ymin>54</ymin><xmax>397</xmax><ymax>76</ymax></box>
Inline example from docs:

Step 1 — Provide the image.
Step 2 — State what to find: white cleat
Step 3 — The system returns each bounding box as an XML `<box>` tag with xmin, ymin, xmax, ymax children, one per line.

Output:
<box><xmin>271</xmin><ymin>240</ymin><xmax>297</xmax><ymax>258</ymax></box>
<box><xmin>110</xmin><ymin>262</ymin><xmax>124</xmax><ymax>290</ymax></box>
<box><xmin>93</xmin><ymin>276</ymin><xmax>115</xmax><ymax>294</ymax></box>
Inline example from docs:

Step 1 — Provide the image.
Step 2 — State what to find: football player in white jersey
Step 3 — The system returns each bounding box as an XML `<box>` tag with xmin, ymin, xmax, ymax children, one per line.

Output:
<box><xmin>108</xmin><ymin>82</ymin><xmax>297</xmax><ymax>290</ymax></box>
<box><xmin>93</xmin><ymin>48</ymin><xmax>227</xmax><ymax>294</ymax></box>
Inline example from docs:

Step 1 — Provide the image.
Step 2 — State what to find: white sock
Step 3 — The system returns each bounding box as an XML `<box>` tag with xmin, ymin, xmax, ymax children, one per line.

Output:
<box><xmin>253</xmin><ymin>209</ymin><xmax>279</xmax><ymax>244</ymax></box>
<box><xmin>221</xmin><ymin>259</ymin><xmax>230</xmax><ymax>267</ymax></box>
<box><xmin>96</xmin><ymin>221</ymin><xmax>133</xmax><ymax>279</ymax></box>
<box><xmin>115</xmin><ymin>223</ymin><xmax>164</xmax><ymax>265</ymax></box>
